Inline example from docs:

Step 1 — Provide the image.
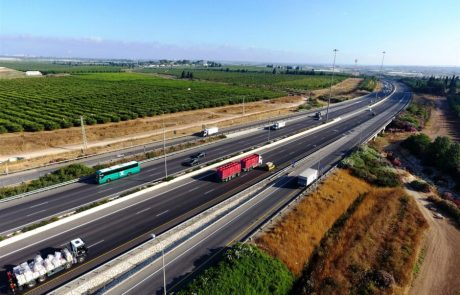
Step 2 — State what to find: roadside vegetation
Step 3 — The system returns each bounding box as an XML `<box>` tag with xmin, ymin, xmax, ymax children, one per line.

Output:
<box><xmin>176</xmin><ymin>243</ymin><xmax>293</xmax><ymax>295</ymax></box>
<box><xmin>176</xmin><ymin>144</ymin><xmax>427</xmax><ymax>295</ymax></box>
<box><xmin>0</xmin><ymin>164</ymin><xmax>94</xmax><ymax>200</ymax></box>
<box><xmin>402</xmin><ymin>134</ymin><xmax>460</xmax><ymax>180</ymax></box>
<box><xmin>0</xmin><ymin>134</ymin><xmax>226</xmax><ymax>200</ymax></box>
<box><xmin>293</xmin><ymin>190</ymin><xmax>427</xmax><ymax>294</ymax></box>
<box><xmin>358</xmin><ymin>76</ymin><xmax>377</xmax><ymax>92</ymax></box>
<box><xmin>340</xmin><ymin>145</ymin><xmax>401</xmax><ymax>187</ymax></box>
<box><xmin>389</xmin><ymin>99</ymin><xmax>432</xmax><ymax>131</ymax></box>
<box><xmin>448</xmin><ymin>93</ymin><xmax>460</xmax><ymax>119</ymax></box>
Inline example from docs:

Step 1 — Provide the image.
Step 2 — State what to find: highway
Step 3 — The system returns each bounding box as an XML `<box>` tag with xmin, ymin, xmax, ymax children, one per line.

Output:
<box><xmin>0</xmin><ymin>82</ymin><xmax>409</xmax><ymax>295</ymax></box>
<box><xmin>0</xmin><ymin>84</ymin><xmax>393</xmax><ymax>235</ymax></box>
<box><xmin>106</xmin><ymin>85</ymin><xmax>411</xmax><ymax>295</ymax></box>
<box><xmin>0</xmin><ymin>83</ymin><xmax>390</xmax><ymax>187</ymax></box>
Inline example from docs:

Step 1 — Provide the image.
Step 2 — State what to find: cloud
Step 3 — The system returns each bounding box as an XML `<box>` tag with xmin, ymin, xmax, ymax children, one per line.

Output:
<box><xmin>0</xmin><ymin>34</ymin><xmax>321</xmax><ymax>63</ymax></box>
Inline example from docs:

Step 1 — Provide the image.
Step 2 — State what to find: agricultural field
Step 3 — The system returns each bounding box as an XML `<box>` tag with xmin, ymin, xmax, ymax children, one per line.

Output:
<box><xmin>0</xmin><ymin>72</ymin><xmax>284</xmax><ymax>133</ymax></box>
<box><xmin>0</xmin><ymin>61</ymin><xmax>126</xmax><ymax>74</ymax></box>
<box><xmin>137</xmin><ymin>68</ymin><xmax>347</xmax><ymax>90</ymax></box>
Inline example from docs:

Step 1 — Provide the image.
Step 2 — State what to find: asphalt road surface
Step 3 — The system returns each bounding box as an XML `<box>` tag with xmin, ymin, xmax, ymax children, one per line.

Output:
<box><xmin>0</xmin><ymin>82</ymin><xmax>409</xmax><ymax>295</ymax></box>
<box><xmin>0</xmin><ymin>83</ymin><xmax>393</xmax><ymax>235</ymax></box>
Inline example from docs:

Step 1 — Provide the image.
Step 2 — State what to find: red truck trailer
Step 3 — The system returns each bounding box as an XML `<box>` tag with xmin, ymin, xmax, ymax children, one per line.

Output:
<box><xmin>240</xmin><ymin>154</ymin><xmax>263</xmax><ymax>171</ymax></box>
<box><xmin>216</xmin><ymin>162</ymin><xmax>241</xmax><ymax>182</ymax></box>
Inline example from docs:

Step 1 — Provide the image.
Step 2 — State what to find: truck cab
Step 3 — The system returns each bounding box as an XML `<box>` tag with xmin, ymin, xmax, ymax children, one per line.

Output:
<box><xmin>314</xmin><ymin>111</ymin><xmax>322</xmax><ymax>120</ymax></box>
<box><xmin>70</xmin><ymin>238</ymin><xmax>88</xmax><ymax>263</ymax></box>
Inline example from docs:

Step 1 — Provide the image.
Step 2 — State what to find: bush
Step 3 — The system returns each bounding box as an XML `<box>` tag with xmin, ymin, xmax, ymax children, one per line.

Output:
<box><xmin>410</xmin><ymin>180</ymin><xmax>431</xmax><ymax>193</ymax></box>
<box><xmin>427</xmin><ymin>195</ymin><xmax>460</xmax><ymax>227</ymax></box>
<box><xmin>340</xmin><ymin>146</ymin><xmax>401</xmax><ymax>187</ymax></box>
<box><xmin>176</xmin><ymin>243</ymin><xmax>293</xmax><ymax>295</ymax></box>
<box><xmin>401</xmin><ymin>133</ymin><xmax>431</xmax><ymax>157</ymax></box>
<box><xmin>0</xmin><ymin>164</ymin><xmax>95</xmax><ymax>200</ymax></box>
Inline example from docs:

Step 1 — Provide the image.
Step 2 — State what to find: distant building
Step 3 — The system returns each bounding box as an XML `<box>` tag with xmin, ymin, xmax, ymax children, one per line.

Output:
<box><xmin>25</xmin><ymin>71</ymin><xmax>42</xmax><ymax>76</ymax></box>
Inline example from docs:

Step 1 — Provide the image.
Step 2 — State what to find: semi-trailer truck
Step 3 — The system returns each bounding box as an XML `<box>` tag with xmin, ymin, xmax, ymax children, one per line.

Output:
<box><xmin>240</xmin><ymin>154</ymin><xmax>263</xmax><ymax>171</ymax></box>
<box><xmin>7</xmin><ymin>238</ymin><xmax>88</xmax><ymax>292</ymax></box>
<box><xmin>201</xmin><ymin>127</ymin><xmax>219</xmax><ymax>137</ymax></box>
<box><xmin>216</xmin><ymin>154</ymin><xmax>264</xmax><ymax>181</ymax></box>
<box><xmin>298</xmin><ymin>168</ymin><xmax>318</xmax><ymax>187</ymax></box>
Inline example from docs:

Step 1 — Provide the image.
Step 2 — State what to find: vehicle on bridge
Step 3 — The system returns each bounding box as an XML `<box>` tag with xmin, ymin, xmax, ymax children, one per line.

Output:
<box><xmin>96</xmin><ymin>161</ymin><xmax>141</xmax><ymax>184</ymax></box>
<box><xmin>7</xmin><ymin>238</ymin><xmax>88</xmax><ymax>292</ymax></box>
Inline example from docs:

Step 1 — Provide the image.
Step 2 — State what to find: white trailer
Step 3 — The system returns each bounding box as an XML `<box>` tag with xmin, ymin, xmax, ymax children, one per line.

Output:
<box><xmin>201</xmin><ymin>127</ymin><xmax>219</xmax><ymax>137</ymax></box>
<box><xmin>298</xmin><ymin>168</ymin><xmax>318</xmax><ymax>187</ymax></box>
<box><xmin>271</xmin><ymin>121</ymin><xmax>286</xmax><ymax>130</ymax></box>
<box><xmin>7</xmin><ymin>238</ymin><xmax>88</xmax><ymax>291</ymax></box>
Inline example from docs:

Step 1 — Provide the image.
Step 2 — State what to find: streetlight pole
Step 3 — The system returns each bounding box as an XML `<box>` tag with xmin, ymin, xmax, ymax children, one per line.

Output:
<box><xmin>325</xmin><ymin>49</ymin><xmax>338</xmax><ymax>122</ymax></box>
<box><xmin>242</xmin><ymin>97</ymin><xmax>245</xmax><ymax>116</ymax></box>
<box><xmin>375</xmin><ymin>51</ymin><xmax>386</xmax><ymax>102</ymax></box>
<box><xmin>151</xmin><ymin>234</ymin><xmax>166</xmax><ymax>295</ymax></box>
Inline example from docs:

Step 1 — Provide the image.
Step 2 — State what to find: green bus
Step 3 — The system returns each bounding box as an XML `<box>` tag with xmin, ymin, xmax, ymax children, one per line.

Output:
<box><xmin>96</xmin><ymin>161</ymin><xmax>141</xmax><ymax>184</ymax></box>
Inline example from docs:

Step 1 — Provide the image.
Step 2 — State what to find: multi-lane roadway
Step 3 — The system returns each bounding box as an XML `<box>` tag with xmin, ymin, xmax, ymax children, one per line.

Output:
<box><xmin>0</xmin><ymin>83</ymin><xmax>392</xmax><ymax>235</ymax></box>
<box><xmin>0</xmin><ymin>81</ymin><xmax>409</xmax><ymax>294</ymax></box>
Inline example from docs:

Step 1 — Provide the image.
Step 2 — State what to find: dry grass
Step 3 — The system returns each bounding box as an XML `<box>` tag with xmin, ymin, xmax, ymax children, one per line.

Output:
<box><xmin>294</xmin><ymin>187</ymin><xmax>428</xmax><ymax>295</ymax></box>
<box><xmin>256</xmin><ymin>169</ymin><xmax>372</xmax><ymax>276</ymax></box>
<box><xmin>311</xmin><ymin>78</ymin><xmax>365</xmax><ymax>101</ymax></box>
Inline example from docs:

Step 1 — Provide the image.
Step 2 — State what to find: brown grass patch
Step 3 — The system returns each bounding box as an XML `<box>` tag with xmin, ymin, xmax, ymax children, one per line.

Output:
<box><xmin>293</xmin><ymin>187</ymin><xmax>428</xmax><ymax>295</ymax></box>
<box><xmin>311</xmin><ymin>78</ymin><xmax>365</xmax><ymax>101</ymax></box>
<box><xmin>255</xmin><ymin>169</ymin><xmax>372</xmax><ymax>276</ymax></box>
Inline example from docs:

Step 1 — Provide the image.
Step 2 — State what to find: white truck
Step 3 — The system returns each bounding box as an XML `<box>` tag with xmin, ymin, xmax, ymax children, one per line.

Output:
<box><xmin>298</xmin><ymin>168</ymin><xmax>318</xmax><ymax>187</ymax></box>
<box><xmin>7</xmin><ymin>238</ymin><xmax>88</xmax><ymax>292</ymax></box>
<box><xmin>201</xmin><ymin>127</ymin><xmax>219</xmax><ymax>137</ymax></box>
<box><xmin>271</xmin><ymin>121</ymin><xmax>286</xmax><ymax>130</ymax></box>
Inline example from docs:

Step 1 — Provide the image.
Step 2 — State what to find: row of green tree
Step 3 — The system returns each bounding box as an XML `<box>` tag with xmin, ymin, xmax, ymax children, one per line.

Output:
<box><xmin>402</xmin><ymin>134</ymin><xmax>460</xmax><ymax>177</ymax></box>
<box><xmin>401</xmin><ymin>75</ymin><xmax>458</xmax><ymax>95</ymax></box>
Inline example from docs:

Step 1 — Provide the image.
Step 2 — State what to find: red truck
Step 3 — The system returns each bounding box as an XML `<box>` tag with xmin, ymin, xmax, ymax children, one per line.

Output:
<box><xmin>216</xmin><ymin>162</ymin><xmax>241</xmax><ymax>182</ymax></box>
<box><xmin>216</xmin><ymin>154</ymin><xmax>263</xmax><ymax>182</ymax></box>
<box><xmin>240</xmin><ymin>154</ymin><xmax>263</xmax><ymax>171</ymax></box>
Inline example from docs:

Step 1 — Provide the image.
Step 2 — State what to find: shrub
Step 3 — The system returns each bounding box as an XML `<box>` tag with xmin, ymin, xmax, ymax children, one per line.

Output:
<box><xmin>401</xmin><ymin>133</ymin><xmax>431</xmax><ymax>157</ymax></box>
<box><xmin>410</xmin><ymin>180</ymin><xmax>431</xmax><ymax>193</ymax></box>
<box><xmin>176</xmin><ymin>244</ymin><xmax>293</xmax><ymax>295</ymax></box>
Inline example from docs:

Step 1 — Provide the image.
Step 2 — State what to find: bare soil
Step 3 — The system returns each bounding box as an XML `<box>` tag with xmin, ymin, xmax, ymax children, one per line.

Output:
<box><xmin>421</xmin><ymin>94</ymin><xmax>460</xmax><ymax>142</ymax></box>
<box><xmin>402</xmin><ymin>173</ymin><xmax>460</xmax><ymax>295</ymax></box>
<box><xmin>0</xmin><ymin>67</ymin><xmax>25</xmax><ymax>79</ymax></box>
<box><xmin>311</xmin><ymin>78</ymin><xmax>366</xmax><ymax>101</ymax></box>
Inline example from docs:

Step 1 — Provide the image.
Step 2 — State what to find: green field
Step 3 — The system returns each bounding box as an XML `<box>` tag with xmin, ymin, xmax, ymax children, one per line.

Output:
<box><xmin>137</xmin><ymin>68</ymin><xmax>347</xmax><ymax>90</ymax></box>
<box><xmin>0</xmin><ymin>72</ymin><xmax>284</xmax><ymax>133</ymax></box>
<box><xmin>0</xmin><ymin>61</ymin><xmax>126</xmax><ymax>74</ymax></box>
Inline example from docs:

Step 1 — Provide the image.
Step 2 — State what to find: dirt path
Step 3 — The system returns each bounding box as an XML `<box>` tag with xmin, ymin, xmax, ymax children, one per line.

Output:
<box><xmin>423</xmin><ymin>94</ymin><xmax>460</xmax><ymax>142</ymax></box>
<box><xmin>403</xmin><ymin>174</ymin><xmax>460</xmax><ymax>295</ymax></box>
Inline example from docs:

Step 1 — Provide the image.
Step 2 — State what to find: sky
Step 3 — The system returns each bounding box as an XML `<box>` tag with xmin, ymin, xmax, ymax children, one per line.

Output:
<box><xmin>0</xmin><ymin>0</ymin><xmax>459</xmax><ymax>66</ymax></box>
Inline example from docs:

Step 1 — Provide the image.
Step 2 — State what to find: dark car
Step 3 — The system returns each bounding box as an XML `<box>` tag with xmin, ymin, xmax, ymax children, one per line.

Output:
<box><xmin>191</xmin><ymin>151</ymin><xmax>206</xmax><ymax>159</ymax></box>
<box><xmin>183</xmin><ymin>158</ymin><xmax>200</xmax><ymax>167</ymax></box>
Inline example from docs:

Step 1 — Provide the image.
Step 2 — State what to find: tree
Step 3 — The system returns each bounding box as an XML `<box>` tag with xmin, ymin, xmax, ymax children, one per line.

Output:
<box><xmin>444</xmin><ymin>143</ymin><xmax>460</xmax><ymax>173</ymax></box>
<box><xmin>449</xmin><ymin>75</ymin><xmax>457</xmax><ymax>95</ymax></box>
<box><xmin>189</xmin><ymin>72</ymin><xmax>194</xmax><ymax>79</ymax></box>
<box><xmin>272</xmin><ymin>68</ymin><xmax>277</xmax><ymax>74</ymax></box>
<box><xmin>180</xmin><ymin>71</ymin><xmax>186</xmax><ymax>79</ymax></box>
<box><xmin>427</xmin><ymin>136</ymin><xmax>452</xmax><ymax>165</ymax></box>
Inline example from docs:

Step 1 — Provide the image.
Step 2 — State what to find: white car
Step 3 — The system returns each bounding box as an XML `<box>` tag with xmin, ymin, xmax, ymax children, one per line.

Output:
<box><xmin>433</xmin><ymin>212</ymin><xmax>444</xmax><ymax>219</ymax></box>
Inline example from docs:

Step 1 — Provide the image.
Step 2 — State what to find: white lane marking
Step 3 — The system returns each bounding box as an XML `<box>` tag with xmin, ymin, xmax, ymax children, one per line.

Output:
<box><xmin>136</xmin><ymin>207</ymin><xmax>151</xmax><ymax>215</ymax></box>
<box><xmin>0</xmin><ymin>172</ymin><xmax>215</xmax><ymax>259</ymax></box>
<box><xmin>59</xmin><ymin>242</ymin><xmax>68</xmax><ymax>247</ymax></box>
<box><xmin>120</xmin><ymin>175</ymin><xmax>293</xmax><ymax>295</ymax></box>
<box><xmin>29</xmin><ymin>202</ymin><xmax>49</xmax><ymax>209</ymax></box>
<box><xmin>99</xmin><ymin>188</ymin><xmax>113</xmax><ymax>193</ymax></box>
<box><xmin>156</xmin><ymin>210</ymin><xmax>169</xmax><ymax>217</ymax></box>
<box><xmin>289</xmin><ymin>151</ymin><xmax>295</xmax><ymax>155</ymax></box>
<box><xmin>188</xmin><ymin>187</ymin><xmax>199</xmax><ymax>192</ymax></box>
<box><xmin>204</xmin><ymin>189</ymin><xmax>214</xmax><ymax>195</ymax></box>
<box><xmin>88</xmin><ymin>240</ymin><xmax>105</xmax><ymax>248</ymax></box>
<box><xmin>26</xmin><ymin>209</ymin><xmax>47</xmax><ymax>217</ymax></box>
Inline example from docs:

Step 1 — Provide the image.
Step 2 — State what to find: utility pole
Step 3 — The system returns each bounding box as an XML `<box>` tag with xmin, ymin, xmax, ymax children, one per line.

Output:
<box><xmin>80</xmin><ymin>116</ymin><xmax>88</xmax><ymax>152</ymax></box>
<box><xmin>375</xmin><ymin>51</ymin><xmax>386</xmax><ymax>102</ymax></box>
<box><xmin>162</xmin><ymin>115</ymin><xmax>168</xmax><ymax>179</ymax></box>
<box><xmin>151</xmin><ymin>234</ymin><xmax>166</xmax><ymax>295</ymax></box>
<box><xmin>354</xmin><ymin>59</ymin><xmax>358</xmax><ymax>76</ymax></box>
<box><xmin>325</xmin><ymin>49</ymin><xmax>338</xmax><ymax>122</ymax></box>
